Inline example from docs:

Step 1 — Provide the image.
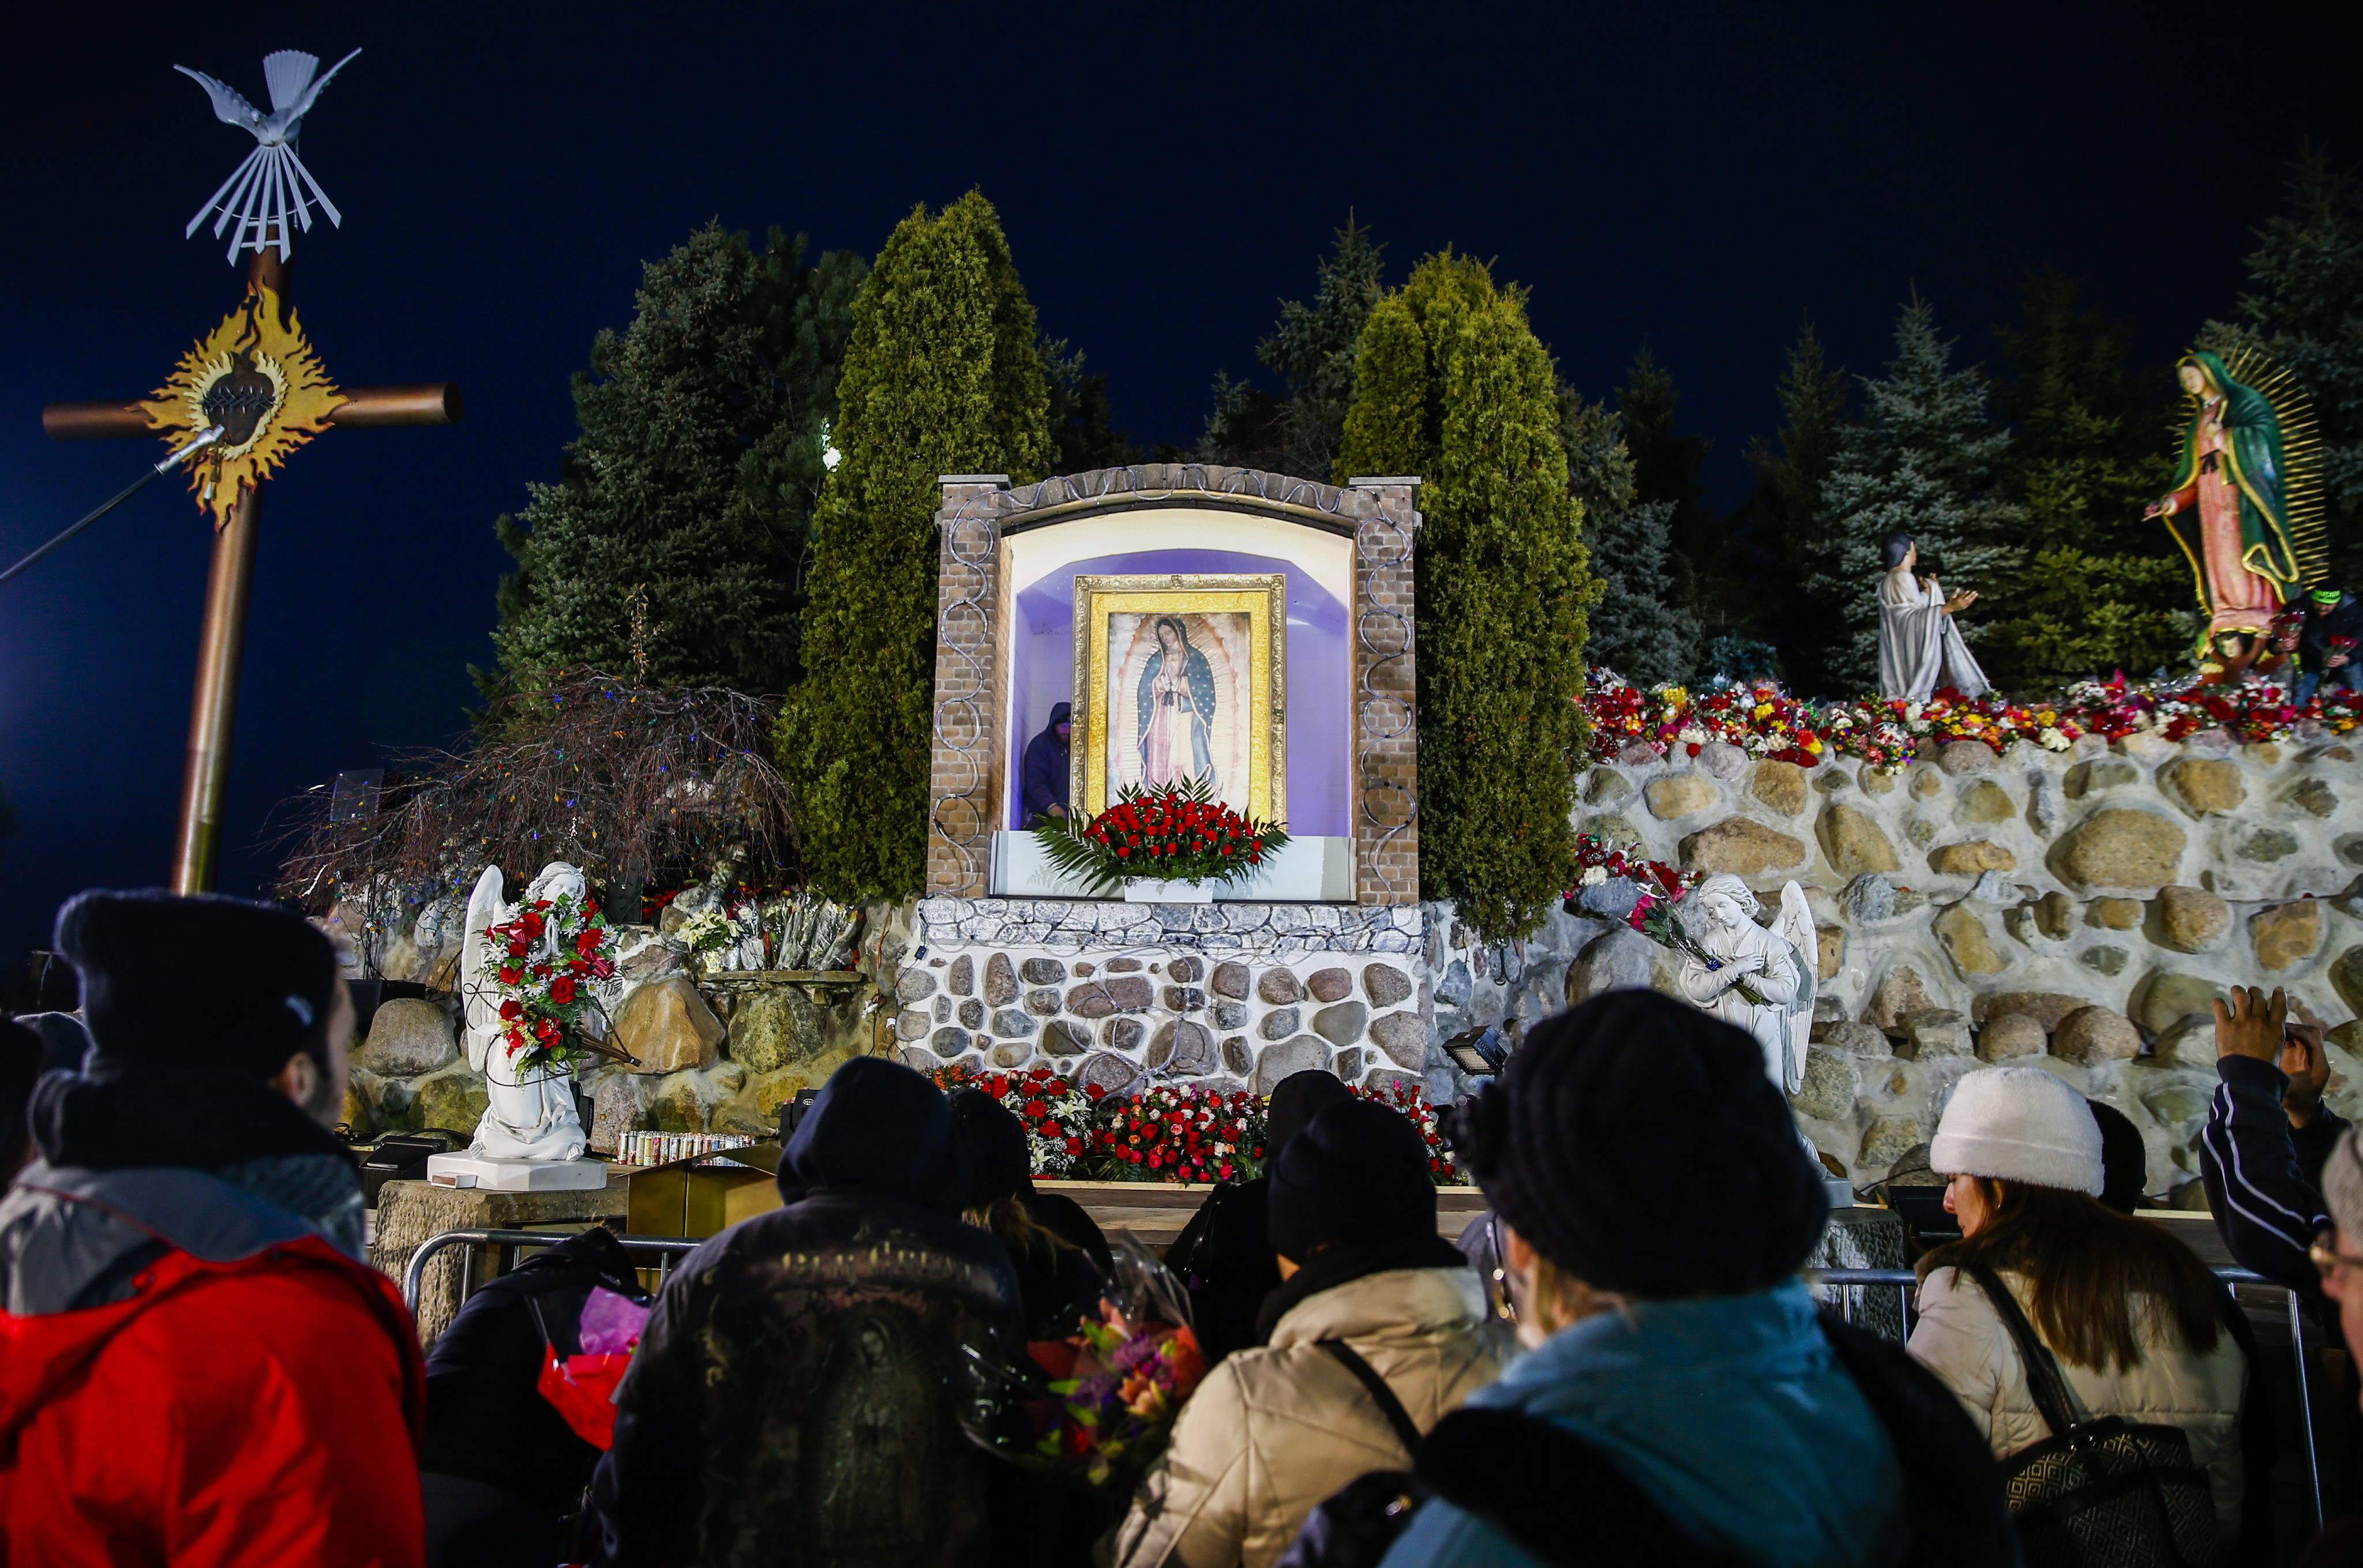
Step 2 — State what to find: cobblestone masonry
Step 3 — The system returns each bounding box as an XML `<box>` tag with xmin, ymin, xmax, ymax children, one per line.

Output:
<box><xmin>1427</xmin><ymin>733</ymin><xmax>2363</xmax><ymax>1201</ymax></box>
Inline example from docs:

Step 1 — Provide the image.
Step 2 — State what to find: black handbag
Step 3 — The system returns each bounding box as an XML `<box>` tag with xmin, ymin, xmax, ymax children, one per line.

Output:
<box><xmin>1962</xmin><ymin>1262</ymin><xmax>2223</xmax><ymax>1568</ymax></box>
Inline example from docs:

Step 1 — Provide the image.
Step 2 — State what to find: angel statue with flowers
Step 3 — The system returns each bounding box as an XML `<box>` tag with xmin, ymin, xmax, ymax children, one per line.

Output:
<box><xmin>460</xmin><ymin>861</ymin><xmax>599</xmax><ymax>1161</ymax></box>
<box><xmin>1673</xmin><ymin>874</ymin><xmax>1817</xmax><ymax>1095</ymax></box>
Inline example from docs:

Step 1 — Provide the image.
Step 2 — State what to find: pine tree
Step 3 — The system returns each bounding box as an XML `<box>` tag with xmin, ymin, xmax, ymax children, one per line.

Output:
<box><xmin>1042</xmin><ymin>339</ymin><xmax>1140</xmax><ymax>473</ymax></box>
<box><xmin>775</xmin><ymin>192</ymin><xmax>1053</xmax><ymax>901</ymax></box>
<box><xmin>1981</xmin><ymin>273</ymin><xmax>2191</xmax><ymax>684</ymax></box>
<box><xmin>2234</xmin><ymin>145</ymin><xmax>2363</xmax><ymax>586</ymax></box>
<box><xmin>1337</xmin><ymin>253</ymin><xmax>1595</xmax><ymax>939</ymax></box>
<box><xmin>1561</xmin><ymin>389</ymin><xmax>1695</xmax><ymax>685</ymax></box>
<box><xmin>1807</xmin><ymin>296</ymin><xmax>2026</xmax><ymax>694</ymax></box>
<box><xmin>1201</xmin><ymin>218</ymin><xmax>1386</xmax><ymax>479</ymax></box>
<box><xmin>486</xmin><ymin>224</ymin><xmax>864</xmax><ymax>701</ymax></box>
<box><xmin>1741</xmin><ymin>322</ymin><xmax>1852</xmax><ymax>695</ymax></box>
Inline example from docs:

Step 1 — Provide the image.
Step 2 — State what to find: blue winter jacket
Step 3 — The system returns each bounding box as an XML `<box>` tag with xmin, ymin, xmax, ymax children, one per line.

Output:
<box><xmin>1379</xmin><ymin>1280</ymin><xmax>1903</xmax><ymax>1568</ymax></box>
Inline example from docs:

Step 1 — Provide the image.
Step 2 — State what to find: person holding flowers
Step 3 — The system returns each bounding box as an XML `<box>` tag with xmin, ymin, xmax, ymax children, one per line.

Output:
<box><xmin>1114</xmin><ymin>1100</ymin><xmax>1509</xmax><ymax>1568</ymax></box>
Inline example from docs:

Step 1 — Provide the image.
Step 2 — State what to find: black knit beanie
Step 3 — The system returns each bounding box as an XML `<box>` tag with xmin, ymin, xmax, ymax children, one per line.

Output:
<box><xmin>2087</xmin><ymin>1098</ymin><xmax>2147</xmax><ymax>1216</ymax></box>
<box><xmin>948</xmin><ymin>1087</ymin><xmax>1034</xmax><ymax>1205</ymax></box>
<box><xmin>1265</xmin><ymin>1068</ymin><xmax>1353</xmax><ymax>1162</ymax></box>
<box><xmin>1457</xmin><ymin>989</ymin><xmax>1827</xmax><ymax>1297</ymax></box>
<box><xmin>55</xmin><ymin>889</ymin><xmax>340</xmax><ymax>1079</ymax></box>
<box><xmin>1268</xmin><ymin>1098</ymin><xmax>1438</xmax><ymax>1263</ymax></box>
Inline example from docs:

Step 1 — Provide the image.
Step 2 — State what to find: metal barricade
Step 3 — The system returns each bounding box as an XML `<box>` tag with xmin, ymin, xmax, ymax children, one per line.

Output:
<box><xmin>1809</xmin><ymin>1264</ymin><xmax>2323</xmax><ymax>1532</ymax></box>
<box><xmin>400</xmin><ymin>1226</ymin><xmax>702</xmax><ymax>1312</ymax></box>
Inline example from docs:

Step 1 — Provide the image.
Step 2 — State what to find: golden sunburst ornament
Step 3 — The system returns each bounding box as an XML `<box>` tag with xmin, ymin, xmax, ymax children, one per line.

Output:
<box><xmin>139</xmin><ymin>283</ymin><xmax>344</xmax><ymax>528</ymax></box>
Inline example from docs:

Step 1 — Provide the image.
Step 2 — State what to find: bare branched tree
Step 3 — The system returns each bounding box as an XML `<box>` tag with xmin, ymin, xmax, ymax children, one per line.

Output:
<box><xmin>275</xmin><ymin>668</ymin><xmax>800</xmax><ymax>914</ymax></box>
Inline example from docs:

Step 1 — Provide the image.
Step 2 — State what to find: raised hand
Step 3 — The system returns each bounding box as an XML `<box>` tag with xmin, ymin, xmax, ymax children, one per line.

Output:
<box><xmin>2214</xmin><ymin>985</ymin><xmax>2289</xmax><ymax>1064</ymax></box>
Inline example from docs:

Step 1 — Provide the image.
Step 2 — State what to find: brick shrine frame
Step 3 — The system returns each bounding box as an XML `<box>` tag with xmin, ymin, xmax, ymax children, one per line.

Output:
<box><xmin>924</xmin><ymin>466</ymin><xmax>1421</xmax><ymax>905</ymax></box>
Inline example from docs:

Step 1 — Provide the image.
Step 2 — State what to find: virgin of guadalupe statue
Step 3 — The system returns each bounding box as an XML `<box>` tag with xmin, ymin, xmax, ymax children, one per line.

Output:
<box><xmin>1876</xmin><ymin>534</ymin><xmax>1990</xmax><ymax>702</ymax></box>
<box><xmin>2146</xmin><ymin>350</ymin><xmax>2316</xmax><ymax>643</ymax></box>
<box><xmin>460</xmin><ymin>861</ymin><xmax>592</xmax><ymax>1162</ymax></box>
<box><xmin>1675</xmin><ymin>874</ymin><xmax>1817</xmax><ymax>1094</ymax></box>
<box><xmin>1137</xmin><ymin>616</ymin><xmax>1217</xmax><ymax>792</ymax></box>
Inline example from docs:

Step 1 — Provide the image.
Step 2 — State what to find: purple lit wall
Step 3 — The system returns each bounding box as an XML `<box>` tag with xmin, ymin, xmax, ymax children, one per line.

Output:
<box><xmin>1004</xmin><ymin>549</ymin><xmax>1350</xmax><ymax>834</ymax></box>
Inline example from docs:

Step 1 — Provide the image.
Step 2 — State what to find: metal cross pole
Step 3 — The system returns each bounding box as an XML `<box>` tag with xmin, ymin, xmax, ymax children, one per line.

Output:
<box><xmin>40</xmin><ymin>243</ymin><xmax>461</xmax><ymax>892</ymax></box>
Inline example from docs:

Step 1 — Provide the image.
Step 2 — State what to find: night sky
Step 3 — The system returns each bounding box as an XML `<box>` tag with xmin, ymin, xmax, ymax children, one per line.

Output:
<box><xmin>2</xmin><ymin>2</ymin><xmax>2355</xmax><ymax>953</ymax></box>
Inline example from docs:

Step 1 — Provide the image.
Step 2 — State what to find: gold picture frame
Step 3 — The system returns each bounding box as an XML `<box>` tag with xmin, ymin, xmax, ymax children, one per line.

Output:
<box><xmin>1070</xmin><ymin>573</ymin><xmax>1288</xmax><ymax>824</ymax></box>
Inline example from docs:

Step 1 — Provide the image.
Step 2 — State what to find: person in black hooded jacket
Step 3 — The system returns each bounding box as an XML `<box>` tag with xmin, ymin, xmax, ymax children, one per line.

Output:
<box><xmin>948</xmin><ymin>1088</ymin><xmax>1107</xmax><ymax>1340</ymax></box>
<box><xmin>1165</xmin><ymin>1069</ymin><xmax>1352</xmax><ymax>1361</ymax></box>
<box><xmin>590</xmin><ymin>1056</ymin><xmax>1023</xmax><ymax>1567</ymax></box>
<box><xmin>420</xmin><ymin>1224</ymin><xmax>650</xmax><ymax>1566</ymax></box>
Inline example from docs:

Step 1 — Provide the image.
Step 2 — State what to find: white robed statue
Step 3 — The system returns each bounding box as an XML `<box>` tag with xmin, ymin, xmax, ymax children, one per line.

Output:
<box><xmin>1676</xmin><ymin>874</ymin><xmax>1816</xmax><ymax>1094</ymax></box>
<box><xmin>460</xmin><ymin>862</ymin><xmax>590</xmax><ymax>1162</ymax></box>
<box><xmin>1876</xmin><ymin>534</ymin><xmax>1989</xmax><ymax>702</ymax></box>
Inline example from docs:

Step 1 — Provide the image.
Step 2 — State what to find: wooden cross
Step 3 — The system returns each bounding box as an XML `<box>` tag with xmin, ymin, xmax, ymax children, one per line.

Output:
<box><xmin>42</xmin><ymin>245</ymin><xmax>460</xmax><ymax>893</ymax></box>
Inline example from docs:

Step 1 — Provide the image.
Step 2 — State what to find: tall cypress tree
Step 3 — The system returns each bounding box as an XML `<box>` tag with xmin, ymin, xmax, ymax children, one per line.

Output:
<box><xmin>1201</xmin><ymin>217</ymin><xmax>1387</xmax><ymax>479</ymax></box>
<box><xmin>1981</xmin><ymin>273</ymin><xmax>2190</xmax><ymax>684</ymax></box>
<box><xmin>1338</xmin><ymin>253</ymin><xmax>1595</xmax><ymax>939</ymax></box>
<box><xmin>1742</xmin><ymin>322</ymin><xmax>1852</xmax><ymax>695</ymax></box>
<box><xmin>486</xmin><ymin>224</ymin><xmax>864</xmax><ymax>700</ymax></box>
<box><xmin>775</xmin><ymin>192</ymin><xmax>1053</xmax><ymax>901</ymax></box>
<box><xmin>1561</xmin><ymin>389</ymin><xmax>1695</xmax><ymax>685</ymax></box>
<box><xmin>2231</xmin><ymin>146</ymin><xmax>2363</xmax><ymax>586</ymax></box>
<box><xmin>1807</xmin><ymin>296</ymin><xmax>2026</xmax><ymax>694</ymax></box>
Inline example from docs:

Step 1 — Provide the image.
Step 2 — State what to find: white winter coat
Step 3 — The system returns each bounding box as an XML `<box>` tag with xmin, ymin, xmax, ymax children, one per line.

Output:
<box><xmin>1112</xmin><ymin>1265</ymin><xmax>1513</xmax><ymax>1568</ymax></box>
<box><xmin>1908</xmin><ymin>1264</ymin><xmax>2248</xmax><ymax>1540</ymax></box>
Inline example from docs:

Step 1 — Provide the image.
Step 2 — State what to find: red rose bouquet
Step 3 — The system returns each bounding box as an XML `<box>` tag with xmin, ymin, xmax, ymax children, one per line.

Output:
<box><xmin>479</xmin><ymin>889</ymin><xmax>620</xmax><ymax>1075</ymax></box>
<box><xmin>1032</xmin><ymin>775</ymin><xmax>1289</xmax><ymax>893</ymax></box>
<box><xmin>929</xmin><ymin>1064</ymin><xmax>1096</xmax><ymax>1177</ymax></box>
<box><xmin>1083</xmin><ymin>1081</ymin><xmax>1268</xmax><ymax>1183</ymax></box>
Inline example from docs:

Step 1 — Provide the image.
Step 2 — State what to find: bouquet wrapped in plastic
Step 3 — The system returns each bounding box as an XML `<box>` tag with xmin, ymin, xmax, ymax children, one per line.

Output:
<box><xmin>959</xmin><ymin>1236</ymin><xmax>1205</xmax><ymax>1489</ymax></box>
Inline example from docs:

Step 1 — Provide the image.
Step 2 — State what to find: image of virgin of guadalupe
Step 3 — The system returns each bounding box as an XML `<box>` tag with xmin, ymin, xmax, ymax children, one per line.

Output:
<box><xmin>2146</xmin><ymin>350</ymin><xmax>2306</xmax><ymax>640</ymax></box>
<box><xmin>1876</xmin><ymin>533</ymin><xmax>1990</xmax><ymax>703</ymax></box>
<box><xmin>1137</xmin><ymin>615</ymin><xmax>1217</xmax><ymax>793</ymax></box>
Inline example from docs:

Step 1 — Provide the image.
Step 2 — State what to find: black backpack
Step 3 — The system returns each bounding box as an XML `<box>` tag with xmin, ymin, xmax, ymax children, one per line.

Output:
<box><xmin>1961</xmin><ymin>1262</ymin><xmax>2223</xmax><ymax>1568</ymax></box>
<box><xmin>1280</xmin><ymin>1312</ymin><xmax>2017</xmax><ymax>1568</ymax></box>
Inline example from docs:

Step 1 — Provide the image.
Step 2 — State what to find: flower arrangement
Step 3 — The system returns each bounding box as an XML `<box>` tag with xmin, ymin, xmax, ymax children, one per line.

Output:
<box><xmin>1086</xmin><ymin>1081</ymin><xmax>1267</xmax><ymax>1183</ymax></box>
<box><xmin>674</xmin><ymin>903</ymin><xmax>752</xmax><ymax>960</ymax></box>
<box><xmin>1583</xmin><ymin>667</ymin><xmax>2363</xmax><ymax>772</ymax></box>
<box><xmin>933</xmin><ymin>1066</ymin><xmax>1097</xmax><ymax>1177</ymax></box>
<box><xmin>1566</xmin><ymin>832</ymin><xmax>1696</xmax><ymax>901</ymax></box>
<box><xmin>479</xmin><ymin>890</ymin><xmax>618</xmax><ymax>1075</ymax></box>
<box><xmin>929</xmin><ymin>1066</ymin><xmax>1468</xmax><ymax>1186</ymax></box>
<box><xmin>1032</xmin><ymin>775</ymin><xmax>1288</xmax><ymax>893</ymax></box>
<box><xmin>1027</xmin><ymin>1285</ymin><xmax>1206</xmax><ymax>1488</ymax></box>
<box><xmin>1351</xmin><ymin>1079</ymin><xmax>1464</xmax><ymax>1183</ymax></box>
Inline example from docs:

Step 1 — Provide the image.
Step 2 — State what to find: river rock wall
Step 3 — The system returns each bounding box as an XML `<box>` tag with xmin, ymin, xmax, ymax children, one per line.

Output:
<box><xmin>1483</xmin><ymin>732</ymin><xmax>2363</xmax><ymax>1199</ymax></box>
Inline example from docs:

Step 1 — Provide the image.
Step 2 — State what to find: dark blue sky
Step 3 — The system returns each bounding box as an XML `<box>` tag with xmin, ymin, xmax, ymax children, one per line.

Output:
<box><xmin>1</xmin><ymin>1</ymin><xmax>2354</xmax><ymax>951</ymax></box>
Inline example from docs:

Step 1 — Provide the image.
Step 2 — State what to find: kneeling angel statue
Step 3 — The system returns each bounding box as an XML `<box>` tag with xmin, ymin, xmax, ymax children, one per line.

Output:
<box><xmin>1675</xmin><ymin>873</ymin><xmax>1816</xmax><ymax>1096</ymax></box>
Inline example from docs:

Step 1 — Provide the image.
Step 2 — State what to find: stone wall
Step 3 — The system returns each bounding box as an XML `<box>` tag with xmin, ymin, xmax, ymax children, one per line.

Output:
<box><xmin>894</xmin><ymin>896</ymin><xmax>1432</xmax><ymax>1096</ymax></box>
<box><xmin>340</xmin><ymin>899</ymin><xmax>909</xmax><ymax>1155</ymax></box>
<box><xmin>1482</xmin><ymin>731</ymin><xmax>2363</xmax><ymax>1199</ymax></box>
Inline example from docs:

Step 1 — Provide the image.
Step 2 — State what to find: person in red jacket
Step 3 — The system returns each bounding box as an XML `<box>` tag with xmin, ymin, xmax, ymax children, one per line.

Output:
<box><xmin>0</xmin><ymin>889</ymin><xmax>425</xmax><ymax>1568</ymax></box>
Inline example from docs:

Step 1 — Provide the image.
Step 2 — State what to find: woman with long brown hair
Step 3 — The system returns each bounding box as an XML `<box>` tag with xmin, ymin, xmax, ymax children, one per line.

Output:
<box><xmin>1909</xmin><ymin>1066</ymin><xmax>2248</xmax><ymax>1546</ymax></box>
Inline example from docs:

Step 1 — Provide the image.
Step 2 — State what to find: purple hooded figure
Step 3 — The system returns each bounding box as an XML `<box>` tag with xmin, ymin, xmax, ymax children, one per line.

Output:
<box><xmin>1021</xmin><ymin>702</ymin><xmax>1072</xmax><ymax>826</ymax></box>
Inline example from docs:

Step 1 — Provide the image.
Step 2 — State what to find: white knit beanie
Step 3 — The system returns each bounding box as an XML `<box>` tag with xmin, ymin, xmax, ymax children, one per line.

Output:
<box><xmin>1929</xmin><ymin>1066</ymin><xmax>2104</xmax><ymax>1197</ymax></box>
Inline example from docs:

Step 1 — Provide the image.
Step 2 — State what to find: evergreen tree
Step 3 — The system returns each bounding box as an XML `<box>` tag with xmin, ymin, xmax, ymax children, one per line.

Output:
<box><xmin>1981</xmin><ymin>273</ymin><xmax>2191</xmax><ymax>684</ymax></box>
<box><xmin>776</xmin><ymin>192</ymin><xmax>1053</xmax><ymax>901</ymax></box>
<box><xmin>1042</xmin><ymin>339</ymin><xmax>1141</xmax><ymax>473</ymax></box>
<box><xmin>1201</xmin><ymin>218</ymin><xmax>1386</xmax><ymax>480</ymax></box>
<box><xmin>1338</xmin><ymin>253</ymin><xmax>1596</xmax><ymax>939</ymax></box>
<box><xmin>1807</xmin><ymin>296</ymin><xmax>2026</xmax><ymax>693</ymax></box>
<box><xmin>2233</xmin><ymin>145</ymin><xmax>2363</xmax><ymax>586</ymax></box>
<box><xmin>1561</xmin><ymin>389</ymin><xmax>1695</xmax><ymax>685</ymax></box>
<box><xmin>1741</xmin><ymin>322</ymin><xmax>1852</xmax><ymax>695</ymax></box>
<box><xmin>486</xmin><ymin>224</ymin><xmax>864</xmax><ymax>700</ymax></box>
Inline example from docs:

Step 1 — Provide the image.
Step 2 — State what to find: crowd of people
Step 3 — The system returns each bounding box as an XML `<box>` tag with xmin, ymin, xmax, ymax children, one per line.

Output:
<box><xmin>5</xmin><ymin>889</ymin><xmax>2363</xmax><ymax>1566</ymax></box>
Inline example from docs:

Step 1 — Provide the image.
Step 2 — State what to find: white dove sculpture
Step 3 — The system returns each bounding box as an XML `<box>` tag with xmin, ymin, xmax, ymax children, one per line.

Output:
<box><xmin>177</xmin><ymin>48</ymin><xmax>362</xmax><ymax>265</ymax></box>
